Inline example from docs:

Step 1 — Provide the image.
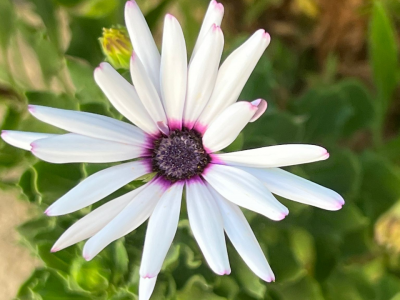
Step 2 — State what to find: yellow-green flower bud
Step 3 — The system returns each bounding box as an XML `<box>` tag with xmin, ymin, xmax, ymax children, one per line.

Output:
<box><xmin>375</xmin><ymin>200</ymin><xmax>400</xmax><ymax>253</ymax></box>
<box><xmin>99</xmin><ymin>26</ymin><xmax>132</xmax><ymax>70</ymax></box>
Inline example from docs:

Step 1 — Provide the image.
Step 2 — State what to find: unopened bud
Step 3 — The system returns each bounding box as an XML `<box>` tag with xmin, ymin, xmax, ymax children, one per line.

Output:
<box><xmin>99</xmin><ymin>26</ymin><xmax>132</xmax><ymax>69</ymax></box>
<box><xmin>375</xmin><ymin>200</ymin><xmax>400</xmax><ymax>253</ymax></box>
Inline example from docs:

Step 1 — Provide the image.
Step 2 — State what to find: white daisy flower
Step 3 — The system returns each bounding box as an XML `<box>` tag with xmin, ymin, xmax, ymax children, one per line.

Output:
<box><xmin>1</xmin><ymin>1</ymin><xmax>345</xmax><ymax>299</ymax></box>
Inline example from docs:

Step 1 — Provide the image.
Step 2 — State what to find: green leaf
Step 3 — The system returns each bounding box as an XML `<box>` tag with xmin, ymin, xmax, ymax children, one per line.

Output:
<box><xmin>29</xmin><ymin>0</ymin><xmax>60</xmax><ymax>48</ymax></box>
<box><xmin>301</xmin><ymin>148</ymin><xmax>361</xmax><ymax>198</ymax></box>
<box><xmin>0</xmin><ymin>0</ymin><xmax>15</xmax><ymax>50</ymax></box>
<box><xmin>71</xmin><ymin>257</ymin><xmax>111</xmax><ymax>292</ymax></box>
<box><xmin>339</xmin><ymin>79</ymin><xmax>375</xmax><ymax>136</ymax></box>
<box><xmin>359</xmin><ymin>152</ymin><xmax>400</xmax><ymax>221</ymax></box>
<box><xmin>145</xmin><ymin>0</ymin><xmax>173</xmax><ymax>31</ymax></box>
<box><xmin>369</xmin><ymin>1</ymin><xmax>399</xmax><ymax>112</ymax></box>
<box><xmin>17</xmin><ymin>269</ymin><xmax>93</xmax><ymax>300</ymax></box>
<box><xmin>66</xmin><ymin>57</ymin><xmax>108</xmax><ymax>105</ymax></box>
<box><xmin>25</xmin><ymin>91</ymin><xmax>77</xmax><ymax>110</ymax></box>
<box><xmin>273</xmin><ymin>276</ymin><xmax>324</xmax><ymax>300</ymax></box>
<box><xmin>176</xmin><ymin>275</ymin><xmax>227</xmax><ymax>300</ymax></box>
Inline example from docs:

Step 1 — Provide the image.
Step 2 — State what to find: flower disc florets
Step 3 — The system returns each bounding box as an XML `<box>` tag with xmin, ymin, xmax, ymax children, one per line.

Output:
<box><xmin>151</xmin><ymin>128</ymin><xmax>210</xmax><ymax>182</ymax></box>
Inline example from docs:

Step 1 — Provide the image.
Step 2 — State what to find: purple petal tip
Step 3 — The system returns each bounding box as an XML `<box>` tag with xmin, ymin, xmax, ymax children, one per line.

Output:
<box><xmin>50</xmin><ymin>247</ymin><xmax>58</xmax><ymax>253</ymax></box>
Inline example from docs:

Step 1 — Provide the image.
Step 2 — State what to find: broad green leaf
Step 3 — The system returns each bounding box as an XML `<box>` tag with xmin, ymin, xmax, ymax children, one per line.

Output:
<box><xmin>369</xmin><ymin>2</ymin><xmax>399</xmax><ymax>112</ymax></box>
<box><xmin>66</xmin><ymin>57</ymin><xmax>108</xmax><ymax>105</ymax></box>
<box><xmin>25</xmin><ymin>91</ymin><xmax>77</xmax><ymax>110</ymax></box>
<box><xmin>301</xmin><ymin>148</ymin><xmax>361</xmax><ymax>198</ymax></box>
<box><xmin>359</xmin><ymin>152</ymin><xmax>400</xmax><ymax>221</ymax></box>
<box><xmin>273</xmin><ymin>276</ymin><xmax>324</xmax><ymax>300</ymax></box>
<box><xmin>339</xmin><ymin>79</ymin><xmax>375</xmax><ymax>136</ymax></box>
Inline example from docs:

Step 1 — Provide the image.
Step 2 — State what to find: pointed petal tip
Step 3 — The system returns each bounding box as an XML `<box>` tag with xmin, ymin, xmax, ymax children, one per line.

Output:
<box><xmin>165</xmin><ymin>13</ymin><xmax>175</xmax><ymax>20</ymax></box>
<box><xmin>83</xmin><ymin>253</ymin><xmax>92</xmax><ymax>261</ymax></box>
<box><xmin>27</xmin><ymin>104</ymin><xmax>35</xmax><ymax>113</ymax></box>
<box><xmin>211</xmin><ymin>0</ymin><xmax>224</xmax><ymax>11</ymax></box>
<box><xmin>1</xmin><ymin>130</ymin><xmax>7</xmax><ymax>139</ymax></box>
<box><xmin>126</xmin><ymin>0</ymin><xmax>136</xmax><ymax>8</ymax></box>
<box><xmin>323</xmin><ymin>151</ymin><xmax>330</xmax><ymax>160</ymax></box>
<box><xmin>217</xmin><ymin>269</ymin><xmax>231</xmax><ymax>276</ymax></box>
<box><xmin>50</xmin><ymin>246</ymin><xmax>59</xmax><ymax>253</ymax></box>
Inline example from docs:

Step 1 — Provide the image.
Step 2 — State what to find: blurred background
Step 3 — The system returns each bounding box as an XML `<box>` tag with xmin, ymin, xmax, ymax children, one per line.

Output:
<box><xmin>0</xmin><ymin>0</ymin><xmax>399</xmax><ymax>299</ymax></box>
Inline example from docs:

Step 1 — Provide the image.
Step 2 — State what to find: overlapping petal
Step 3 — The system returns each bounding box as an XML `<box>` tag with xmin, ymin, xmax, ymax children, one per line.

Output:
<box><xmin>130</xmin><ymin>53</ymin><xmax>169</xmax><ymax>134</ymax></box>
<box><xmin>241</xmin><ymin>167</ymin><xmax>345</xmax><ymax>210</ymax></box>
<box><xmin>184</xmin><ymin>24</ymin><xmax>224</xmax><ymax>128</ymax></box>
<box><xmin>51</xmin><ymin>186</ymin><xmax>146</xmax><ymax>252</ymax></box>
<box><xmin>213</xmin><ymin>144</ymin><xmax>329</xmax><ymax>168</ymax></box>
<box><xmin>191</xmin><ymin>0</ymin><xmax>224</xmax><ymax>60</ymax></box>
<box><xmin>125</xmin><ymin>0</ymin><xmax>161</xmax><ymax>92</ymax></box>
<box><xmin>31</xmin><ymin>134</ymin><xmax>143</xmax><ymax>164</ymax></box>
<box><xmin>208</xmin><ymin>184</ymin><xmax>275</xmax><ymax>282</ymax></box>
<box><xmin>82</xmin><ymin>178</ymin><xmax>169</xmax><ymax>260</ymax></box>
<box><xmin>160</xmin><ymin>15</ymin><xmax>187</xmax><ymax>130</ymax></box>
<box><xmin>45</xmin><ymin>160</ymin><xmax>150</xmax><ymax>216</ymax></box>
<box><xmin>202</xmin><ymin>100</ymin><xmax>266</xmax><ymax>151</ymax></box>
<box><xmin>94</xmin><ymin>62</ymin><xmax>158</xmax><ymax>135</ymax></box>
<box><xmin>203</xmin><ymin>164</ymin><xmax>288</xmax><ymax>221</ymax></box>
<box><xmin>195</xmin><ymin>29</ymin><xmax>271</xmax><ymax>127</ymax></box>
<box><xmin>1</xmin><ymin>130</ymin><xmax>57</xmax><ymax>151</ymax></box>
<box><xmin>140</xmin><ymin>182</ymin><xmax>184</xmax><ymax>278</ymax></box>
<box><xmin>28</xmin><ymin>105</ymin><xmax>147</xmax><ymax>146</ymax></box>
<box><xmin>186</xmin><ymin>177</ymin><xmax>230</xmax><ymax>275</ymax></box>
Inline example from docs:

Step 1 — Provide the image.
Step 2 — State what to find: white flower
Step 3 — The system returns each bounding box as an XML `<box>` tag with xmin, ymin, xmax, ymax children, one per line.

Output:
<box><xmin>1</xmin><ymin>1</ymin><xmax>345</xmax><ymax>299</ymax></box>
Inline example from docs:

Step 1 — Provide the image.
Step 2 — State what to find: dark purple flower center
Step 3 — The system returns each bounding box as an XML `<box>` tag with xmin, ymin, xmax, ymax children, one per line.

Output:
<box><xmin>151</xmin><ymin>128</ymin><xmax>210</xmax><ymax>182</ymax></box>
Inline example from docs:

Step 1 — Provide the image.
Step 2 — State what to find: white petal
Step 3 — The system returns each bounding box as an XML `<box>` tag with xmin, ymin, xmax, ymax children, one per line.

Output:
<box><xmin>51</xmin><ymin>185</ymin><xmax>146</xmax><ymax>252</ymax></box>
<box><xmin>139</xmin><ymin>277</ymin><xmax>157</xmax><ymax>300</ymax></box>
<box><xmin>45</xmin><ymin>160</ymin><xmax>150</xmax><ymax>216</ymax></box>
<box><xmin>1</xmin><ymin>130</ymin><xmax>57</xmax><ymax>151</ymax></box>
<box><xmin>94</xmin><ymin>62</ymin><xmax>159</xmax><ymax>135</ymax></box>
<box><xmin>140</xmin><ymin>182</ymin><xmax>184</xmax><ymax>278</ymax></box>
<box><xmin>31</xmin><ymin>134</ymin><xmax>144</xmax><ymax>164</ymax></box>
<box><xmin>83</xmin><ymin>178</ymin><xmax>168</xmax><ymax>260</ymax></box>
<box><xmin>184</xmin><ymin>25</ymin><xmax>224</xmax><ymax>128</ymax></box>
<box><xmin>28</xmin><ymin>105</ymin><xmax>148</xmax><ymax>146</ymax></box>
<box><xmin>202</xmin><ymin>101</ymin><xmax>263</xmax><ymax>152</ymax></box>
<box><xmin>195</xmin><ymin>30</ymin><xmax>270</xmax><ymax>127</ymax></box>
<box><xmin>203</xmin><ymin>164</ymin><xmax>288</xmax><ymax>221</ymax></box>
<box><xmin>241</xmin><ymin>167</ymin><xmax>345</xmax><ymax>211</ymax></box>
<box><xmin>209</xmin><ymin>185</ymin><xmax>275</xmax><ymax>282</ymax></box>
<box><xmin>125</xmin><ymin>0</ymin><xmax>160</xmax><ymax>92</ymax></box>
<box><xmin>186</xmin><ymin>177</ymin><xmax>230</xmax><ymax>275</ymax></box>
<box><xmin>191</xmin><ymin>0</ymin><xmax>224</xmax><ymax>61</ymax></box>
<box><xmin>249</xmin><ymin>99</ymin><xmax>268</xmax><ymax>122</ymax></box>
<box><xmin>160</xmin><ymin>14</ymin><xmax>187</xmax><ymax>130</ymax></box>
<box><xmin>130</xmin><ymin>53</ymin><xmax>168</xmax><ymax>134</ymax></box>
<box><xmin>213</xmin><ymin>144</ymin><xmax>329</xmax><ymax>168</ymax></box>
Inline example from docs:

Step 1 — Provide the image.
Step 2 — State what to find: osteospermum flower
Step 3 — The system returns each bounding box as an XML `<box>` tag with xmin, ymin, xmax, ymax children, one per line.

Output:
<box><xmin>1</xmin><ymin>1</ymin><xmax>345</xmax><ymax>299</ymax></box>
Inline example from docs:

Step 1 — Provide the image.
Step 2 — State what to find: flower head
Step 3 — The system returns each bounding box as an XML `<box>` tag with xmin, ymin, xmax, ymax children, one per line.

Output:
<box><xmin>1</xmin><ymin>1</ymin><xmax>344</xmax><ymax>299</ymax></box>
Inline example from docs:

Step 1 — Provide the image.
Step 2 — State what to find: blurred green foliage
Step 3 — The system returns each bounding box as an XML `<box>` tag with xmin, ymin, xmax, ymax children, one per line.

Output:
<box><xmin>0</xmin><ymin>0</ymin><xmax>400</xmax><ymax>299</ymax></box>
